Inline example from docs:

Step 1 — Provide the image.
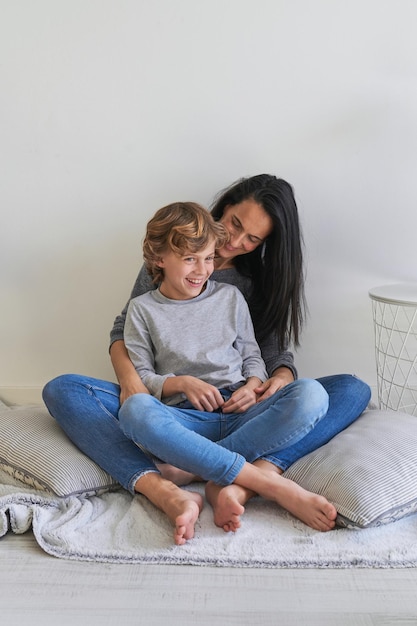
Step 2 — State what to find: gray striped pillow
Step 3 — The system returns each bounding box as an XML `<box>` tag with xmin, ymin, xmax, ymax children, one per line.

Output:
<box><xmin>283</xmin><ymin>409</ymin><xmax>417</xmax><ymax>528</ymax></box>
<box><xmin>0</xmin><ymin>406</ymin><xmax>119</xmax><ymax>497</ymax></box>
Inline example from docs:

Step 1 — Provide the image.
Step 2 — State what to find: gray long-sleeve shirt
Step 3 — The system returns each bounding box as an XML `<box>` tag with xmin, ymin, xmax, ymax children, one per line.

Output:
<box><xmin>124</xmin><ymin>280</ymin><xmax>268</xmax><ymax>406</ymax></box>
<box><xmin>112</xmin><ymin>264</ymin><xmax>297</xmax><ymax>379</ymax></box>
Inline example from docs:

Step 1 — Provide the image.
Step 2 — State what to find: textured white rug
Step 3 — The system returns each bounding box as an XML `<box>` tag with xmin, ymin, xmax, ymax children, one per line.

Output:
<box><xmin>1</xmin><ymin>477</ymin><xmax>417</xmax><ymax>568</ymax></box>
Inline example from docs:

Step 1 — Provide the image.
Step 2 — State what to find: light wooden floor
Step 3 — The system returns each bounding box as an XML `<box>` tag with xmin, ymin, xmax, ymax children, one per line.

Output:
<box><xmin>1</xmin><ymin>531</ymin><xmax>417</xmax><ymax>625</ymax></box>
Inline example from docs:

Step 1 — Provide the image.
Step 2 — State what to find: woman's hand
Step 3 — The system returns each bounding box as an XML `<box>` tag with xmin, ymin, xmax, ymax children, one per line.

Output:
<box><xmin>119</xmin><ymin>373</ymin><xmax>150</xmax><ymax>405</ymax></box>
<box><xmin>254</xmin><ymin>367</ymin><xmax>294</xmax><ymax>402</ymax></box>
<box><xmin>110</xmin><ymin>340</ymin><xmax>150</xmax><ymax>405</ymax></box>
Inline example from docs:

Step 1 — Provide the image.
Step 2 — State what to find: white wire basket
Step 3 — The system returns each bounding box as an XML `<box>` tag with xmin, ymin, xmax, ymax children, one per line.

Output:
<box><xmin>369</xmin><ymin>284</ymin><xmax>417</xmax><ymax>416</ymax></box>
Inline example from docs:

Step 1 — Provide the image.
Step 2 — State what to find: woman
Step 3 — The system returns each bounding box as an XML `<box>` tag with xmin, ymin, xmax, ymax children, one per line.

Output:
<box><xmin>42</xmin><ymin>174</ymin><xmax>371</xmax><ymax>543</ymax></box>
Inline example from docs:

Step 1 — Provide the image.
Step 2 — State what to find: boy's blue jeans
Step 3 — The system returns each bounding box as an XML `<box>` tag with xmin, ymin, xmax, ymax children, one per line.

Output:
<box><xmin>118</xmin><ymin>378</ymin><xmax>328</xmax><ymax>486</ymax></box>
<box><xmin>43</xmin><ymin>374</ymin><xmax>371</xmax><ymax>494</ymax></box>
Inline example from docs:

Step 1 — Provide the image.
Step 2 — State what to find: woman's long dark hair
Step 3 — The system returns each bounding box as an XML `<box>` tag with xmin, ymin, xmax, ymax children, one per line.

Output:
<box><xmin>210</xmin><ymin>174</ymin><xmax>306</xmax><ymax>349</ymax></box>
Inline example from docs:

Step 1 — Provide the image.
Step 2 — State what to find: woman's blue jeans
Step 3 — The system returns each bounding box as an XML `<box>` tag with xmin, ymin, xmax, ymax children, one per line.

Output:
<box><xmin>42</xmin><ymin>373</ymin><xmax>371</xmax><ymax>494</ymax></box>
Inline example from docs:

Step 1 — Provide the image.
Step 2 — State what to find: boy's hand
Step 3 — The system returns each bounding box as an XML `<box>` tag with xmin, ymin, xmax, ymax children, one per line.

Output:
<box><xmin>222</xmin><ymin>378</ymin><xmax>261</xmax><ymax>413</ymax></box>
<box><xmin>180</xmin><ymin>376</ymin><xmax>225</xmax><ymax>412</ymax></box>
<box><xmin>255</xmin><ymin>367</ymin><xmax>294</xmax><ymax>402</ymax></box>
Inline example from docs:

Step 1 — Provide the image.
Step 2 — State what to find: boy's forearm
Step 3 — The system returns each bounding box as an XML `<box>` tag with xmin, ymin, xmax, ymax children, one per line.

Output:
<box><xmin>161</xmin><ymin>375</ymin><xmax>186</xmax><ymax>398</ymax></box>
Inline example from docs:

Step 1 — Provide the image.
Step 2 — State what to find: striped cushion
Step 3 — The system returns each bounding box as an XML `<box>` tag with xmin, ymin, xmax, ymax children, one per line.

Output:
<box><xmin>0</xmin><ymin>406</ymin><xmax>119</xmax><ymax>497</ymax></box>
<box><xmin>283</xmin><ymin>409</ymin><xmax>417</xmax><ymax>528</ymax></box>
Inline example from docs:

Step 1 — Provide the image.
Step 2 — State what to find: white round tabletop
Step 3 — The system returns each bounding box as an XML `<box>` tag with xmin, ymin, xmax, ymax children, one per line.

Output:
<box><xmin>369</xmin><ymin>283</ymin><xmax>417</xmax><ymax>306</ymax></box>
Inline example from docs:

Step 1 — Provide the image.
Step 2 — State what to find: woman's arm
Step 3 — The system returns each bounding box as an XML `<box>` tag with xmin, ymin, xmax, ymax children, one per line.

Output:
<box><xmin>110</xmin><ymin>340</ymin><xmax>150</xmax><ymax>404</ymax></box>
<box><xmin>256</xmin><ymin>331</ymin><xmax>297</xmax><ymax>380</ymax></box>
<box><xmin>110</xmin><ymin>265</ymin><xmax>155</xmax><ymax>346</ymax></box>
<box><xmin>109</xmin><ymin>265</ymin><xmax>155</xmax><ymax>403</ymax></box>
<box><xmin>252</xmin><ymin>316</ymin><xmax>296</xmax><ymax>401</ymax></box>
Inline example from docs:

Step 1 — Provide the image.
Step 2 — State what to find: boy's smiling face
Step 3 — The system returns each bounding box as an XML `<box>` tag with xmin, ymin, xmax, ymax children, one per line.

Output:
<box><xmin>157</xmin><ymin>239</ymin><xmax>216</xmax><ymax>300</ymax></box>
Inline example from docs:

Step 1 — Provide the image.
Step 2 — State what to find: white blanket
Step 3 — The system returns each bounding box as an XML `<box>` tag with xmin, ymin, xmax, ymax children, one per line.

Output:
<box><xmin>1</xmin><ymin>477</ymin><xmax>417</xmax><ymax>568</ymax></box>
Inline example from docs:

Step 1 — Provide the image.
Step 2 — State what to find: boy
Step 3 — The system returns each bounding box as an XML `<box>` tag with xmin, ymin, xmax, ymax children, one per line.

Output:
<box><xmin>119</xmin><ymin>202</ymin><xmax>336</xmax><ymax>543</ymax></box>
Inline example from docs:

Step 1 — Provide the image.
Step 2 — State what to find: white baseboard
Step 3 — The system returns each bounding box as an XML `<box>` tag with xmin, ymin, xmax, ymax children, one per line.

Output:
<box><xmin>0</xmin><ymin>386</ymin><xmax>44</xmax><ymax>406</ymax></box>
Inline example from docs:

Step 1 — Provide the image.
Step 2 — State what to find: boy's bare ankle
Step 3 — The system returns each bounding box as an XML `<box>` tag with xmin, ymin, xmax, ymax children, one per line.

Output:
<box><xmin>156</xmin><ymin>463</ymin><xmax>198</xmax><ymax>486</ymax></box>
<box><xmin>253</xmin><ymin>459</ymin><xmax>283</xmax><ymax>475</ymax></box>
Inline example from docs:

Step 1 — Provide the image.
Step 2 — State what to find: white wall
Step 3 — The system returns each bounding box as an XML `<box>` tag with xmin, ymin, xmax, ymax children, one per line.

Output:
<box><xmin>1</xmin><ymin>0</ymin><xmax>417</xmax><ymax>404</ymax></box>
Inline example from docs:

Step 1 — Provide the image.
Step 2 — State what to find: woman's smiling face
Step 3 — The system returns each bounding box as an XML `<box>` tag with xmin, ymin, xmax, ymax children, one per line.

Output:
<box><xmin>216</xmin><ymin>199</ymin><xmax>273</xmax><ymax>266</ymax></box>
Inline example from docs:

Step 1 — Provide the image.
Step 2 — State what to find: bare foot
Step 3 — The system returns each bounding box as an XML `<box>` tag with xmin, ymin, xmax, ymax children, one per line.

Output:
<box><xmin>238</xmin><ymin>464</ymin><xmax>337</xmax><ymax>531</ymax></box>
<box><xmin>156</xmin><ymin>463</ymin><xmax>200</xmax><ymax>486</ymax></box>
<box><xmin>172</xmin><ymin>491</ymin><xmax>204</xmax><ymax>545</ymax></box>
<box><xmin>205</xmin><ymin>482</ymin><xmax>246</xmax><ymax>532</ymax></box>
<box><xmin>271</xmin><ymin>476</ymin><xmax>337</xmax><ymax>531</ymax></box>
<box><xmin>135</xmin><ymin>473</ymin><xmax>204</xmax><ymax>545</ymax></box>
<box><xmin>204</xmin><ymin>460</ymin><xmax>284</xmax><ymax>533</ymax></box>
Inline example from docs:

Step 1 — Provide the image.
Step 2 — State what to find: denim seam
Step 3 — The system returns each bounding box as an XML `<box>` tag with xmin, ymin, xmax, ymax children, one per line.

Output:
<box><xmin>261</xmin><ymin>455</ymin><xmax>289</xmax><ymax>471</ymax></box>
<box><xmin>86</xmin><ymin>384</ymin><xmax>121</xmax><ymax>420</ymax></box>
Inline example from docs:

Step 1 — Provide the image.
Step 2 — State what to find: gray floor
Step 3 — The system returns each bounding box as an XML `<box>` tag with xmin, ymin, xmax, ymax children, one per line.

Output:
<box><xmin>2</xmin><ymin>531</ymin><xmax>417</xmax><ymax>625</ymax></box>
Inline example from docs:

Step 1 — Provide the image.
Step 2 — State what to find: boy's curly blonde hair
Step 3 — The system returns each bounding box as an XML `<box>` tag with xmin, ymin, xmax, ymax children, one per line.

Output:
<box><xmin>143</xmin><ymin>202</ymin><xmax>229</xmax><ymax>284</ymax></box>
